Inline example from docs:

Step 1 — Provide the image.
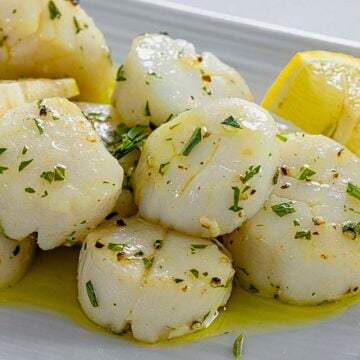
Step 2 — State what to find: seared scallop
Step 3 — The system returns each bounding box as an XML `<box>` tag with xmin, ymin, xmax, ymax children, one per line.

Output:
<box><xmin>0</xmin><ymin>98</ymin><xmax>123</xmax><ymax>250</ymax></box>
<box><xmin>113</xmin><ymin>33</ymin><xmax>253</xmax><ymax>127</ymax></box>
<box><xmin>134</xmin><ymin>98</ymin><xmax>280</xmax><ymax>238</ymax></box>
<box><xmin>0</xmin><ymin>0</ymin><xmax>114</xmax><ymax>102</ymax></box>
<box><xmin>78</xmin><ymin>216</ymin><xmax>234</xmax><ymax>343</ymax></box>
<box><xmin>224</xmin><ymin>133</ymin><xmax>360</xmax><ymax>305</ymax></box>
<box><xmin>0</xmin><ymin>233</ymin><xmax>36</xmax><ymax>291</ymax></box>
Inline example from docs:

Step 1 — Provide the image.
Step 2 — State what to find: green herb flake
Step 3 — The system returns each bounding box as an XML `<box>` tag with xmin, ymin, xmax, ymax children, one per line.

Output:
<box><xmin>181</xmin><ymin>127</ymin><xmax>202</xmax><ymax>156</ymax></box>
<box><xmin>295</xmin><ymin>230</ymin><xmax>312</xmax><ymax>240</ymax></box>
<box><xmin>33</xmin><ymin>119</ymin><xmax>44</xmax><ymax>135</ymax></box>
<box><xmin>144</xmin><ymin>101</ymin><xmax>151</xmax><ymax>117</ymax></box>
<box><xmin>148</xmin><ymin>71</ymin><xmax>162</xmax><ymax>79</ymax></box>
<box><xmin>233</xmin><ymin>334</ymin><xmax>244</xmax><ymax>359</ymax></box>
<box><xmin>41</xmin><ymin>190</ymin><xmax>49</xmax><ymax>198</ymax></box>
<box><xmin>276</xmin><ymin>134</ymin><xmax>288</xmax><ymax>142</ymax></box>
<box><xmin>293</xmin><ymin>219</ymin><xmax>300</xmax><ymax>226</ymax></box>
<box><xmin>143</xmin><ymin>258</ymin><xmax>153</xmax><ymax>269</ymax></box>
<box><xmin>190</xmin><ymin>269</ymin><xmax>199</xmax><ymax>278</ymax></box>
<box><xmin>347</xmin><ymin>182</ymin><xmax>360</xmax><ymax>201</ymax></box>
<box><xmin>298</xmin><ymin>166</ymin><xmax>316</xmax><ymax>181</ymax></box>
<box><xmin>25</xmin><ymin>187</ymin><xmax>35</xmax><ymax>193</ymax></box>
<box><xmin>85</xmin><ymin>280</ymin><xmax>98</xmax><ymax>307</ymax></box>
<box><xmin>271</xmin><ymin>202</ymin><xmax>296</xmax><ymax>217</ymax></box>
<box><xmin>229</xmin><ymin>186</ymin><xmax>243</xmax><ymax>212</ymax></box>
<box><xmin>108</xmin><ymin>243</ymin><xmax>129</xmax><ymax>252</ymax></box>
<box><xmin>174</xmin><ymin>278</ymin><xmax>184</xmax><ymax>283</ymax></box>
<box><xmin>22</xmin><ymin>146</ymin><xmax>28</xmax><ymax>155</ymax></box>
<box><xmin>191</xmin><ymin>244</ymin><xmax>208</xmax><ymax>250</ymax></box>
<box><xmin>73</xmin><ymin>16</ymin><xmax>82</xmax><ymax>34</ymax></box>
<box><xmin>159</xmin><ymin>162</ymin><xmax>170</xmax><ymax>175</ymax></box>
<box><xmin>249</xmin><ymin>284</ymin><xmax>259</xmax><ymax>293</ymax></box>
<box><xmin>241</xmin><ymin>165</ymin><xmax>261</xmax><ymax>183</ymax></box>
<box><xmin>18</xmin><ymin>159</ymin><xmax>33</xmax><ymax>172</ymax></box>
<box><xmin>0</xmin><ymin>148</ymin><xmax>7</xmax><ymax>156</ymax></box>
<box><xmin>54</xmin><ymin>165</ymin><xmax>66</xmax><ymax>181</ymax></box>
<box><xmin>221</xmin><ymin>115</ymin><xmax>242</xmax><ymax>129</ymax></box>
<box><xmin>342</xmin><ymin>221</ymin><xmax>360</xmax><ymax>240</ymax></box>
<box><xmin>41</xmin><ymin>171</ymin><xmax>55</xmax><ymax>183</ymax></box>
<box><xmin>0</xmin><ymin>166</ymin><xmax>9</xmax><ymax>174</ymax></box>
<box><xmin>272</xmin><ymin>168</ymin><xmax>280</xmax><ymax>185</ymax></box>
<box><xmin>48</xmin><ymin>1</ymin><xmax>61</xmax><ymax>20</ymax></box>
<box><xmin>116</xmin><ymin>65</ymin><xmax>126</xmax><ymax>81</ymax></box>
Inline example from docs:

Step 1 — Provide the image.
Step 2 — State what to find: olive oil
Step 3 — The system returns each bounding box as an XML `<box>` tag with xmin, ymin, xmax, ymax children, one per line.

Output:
<box><xmin>0</xmin><ymin>247</ymin><xmax>358</xmax><ymax>344</ymax></box>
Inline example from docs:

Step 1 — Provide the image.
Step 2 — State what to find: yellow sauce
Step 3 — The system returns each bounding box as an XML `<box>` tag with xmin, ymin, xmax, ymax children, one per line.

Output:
<box><xmin>0</xmin><ymin>247</ymin><xmax>359</xmax><ymax>345</ymax></box>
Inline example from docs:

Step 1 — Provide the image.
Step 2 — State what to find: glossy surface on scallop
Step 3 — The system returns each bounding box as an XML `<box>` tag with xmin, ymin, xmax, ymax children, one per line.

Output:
<box><xmin>134</xmin><ymin>98</ymin><xmax>280</xmax><ymax>237</ymax></box>
<box><xmin>113</xmin><ymin>33</ymin><xmax>253</xmax><ymax>127</ymax></box>
<box><xmin>78</xmin><ymin>216</ymin><xmax>234</xmax><ymax>343</ymax></box>
<box><xmin>225</xmin><ymin>133</ymin><xmax>360</xmax><ymax>305</ymax></box>
<box><xmin>0</xmin><ymin>0</ymin><xmax>114</xmax><ymax>102</ymax></box>
<box><xmin>0</xmin><ymin>98</ymin><xmax>123</xmax><ymax>250</ymax></box>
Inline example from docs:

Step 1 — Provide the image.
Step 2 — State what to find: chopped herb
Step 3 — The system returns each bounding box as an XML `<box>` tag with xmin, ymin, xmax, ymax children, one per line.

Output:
<box><xmin>12</xmin><ymin>9</ymin><xmax>17</xmax><ymax>14</ymax></box>
<box><xmin>347</xmin><ymin>182</ymin><xmax>360</xmax><ymax>201</ymax></box>
<box><xmin>165</xmin><ymin>113</ymin><xmax>174</xmax><ymax>123</ymax></box>
<box><xmin>25</xmin><ymin>187</ymin><xmax>35</xmax><ymax>193</ymax></box>
<box><xmin>48</xmin><ymin>1</ymin><xmax>61</xmax><ymax>20</ymax></box>
<box><xmin>159</xmin><ymin>31</ymin><xmax>169</xmax><ymax>36</ymax></box>
<box><xmin>169</xmin><ymin>122</ymin><xmax>181</xmax><ymax>130</ymax></box>
<box><xmin>276</xmin><ymin>134</ymin><xmax>288</xmax><ymax>142</ymax></box>
<box><xmin>73</xmin><ymin>16</ymin><xmax>82</xmax><ymax>33</ymax></box>
<box><xmin>174</xmin><ymin>278</ymin><xmax>184</xmax><ymax>283</ymax></box>
<box><xmin>41</xmin><ymin>171</ymin><xmax>55</xmax><ymax>183</ymax></box>
<box><xmin>148</xmin><ymin>71</ymin><xmax>162</xmax><ymax>79</ymax></box>
<box><xmin>18</xmin><ymin>159</ymin><xmax>33</xmax><ymax>172</ymax></box>
<box><xmin>229</xmin><ymin>186</ymin><xmax>243</xmax><ymax>212</ymax></box>
<box><xmin>191</xmin><ymin>244</ymin><xmax>208</xmax><ymax>250</ymax></box>
<box><xmin>110</xmin><ymin>124</ymin><xmax>150</xmax><ymax>160</ymax></box>
<box><xmin>143</xmin><ymin>258</ymin><xmax>153</xmax><ymax>269</ymax></box>
<box><xmin>154</xmin><ymin>239</ymin><xmax>163</xmax><ymax>249</ymax></box>
<box><xmin>144</xmin><ymin>101</ymin><xmax>151</xmax><ymax>117</ymax></box>
<box><xmin>242</xmin><ymin>185</ymin><xmax>251</xmax><ymax>193</ymax></box>
<box><xmin>272</xmin><ymin>168</ymin><xmax>280</xmax><ymax>185</ymax></box>
<box><xmin>22</xmin><ymin>146</ymin><xmax>28</xmax><ymax>155</ymax></box>
<box><xmin>249</xmin><ymin>284</ymin><xmax>259</xmax><ymax>293</ymax></box>
<box><xmin>233</xmin><ymin>334</ymin><xmax>244</xmax><ymax>359</ymax></box>
<box><xmin>85</xmin><ymin>280</ymin><xmax>98</xmax><ymax>307</ymax></box>
<box><xmin>221</xmin><ymin>115</ymin><xmax>242</xmax><ymax>129</ymax></box>
<box><xmin>0</xmin><ymin>148</ymin><xmax>7</xmax><ymax>155</ymax></box>
<box><xmin>295</xmin><ymin>230</ymin><xmax>312</xmax><ymax>240</ymax></box>
<box><xmin>159</xmin><ymin>162</ymin><xmax>170</xmax><ymax>175</ymax></box>
<box><xmin>241</xmin><ymin>165</ymin><xmax>261</xmax><ymax>183</ymax></box>
<box><xmin>41</xmin><ymin>190</ymin><xmax>48</xmax><ymax>198</ymax></box>
<box><xmin>133</xmin><ymin>250</ymin><xmax>144</xmax><ymax>257</ymax></box>
<box><xmin>298</xmin><ymin>166</ymin><xmax>316</xmax><ymax>181</ymax></box>
<box><xmin>293</xmin><ymin>219</ymin><xmax>300</xmax><ymax>226</ymax></box>
<box><xmin>108</xmin><ymin>243</ymin><xmax>129</xmax><ymax>251</ymax></box>
<box><xmin>181</xmin><ymin>127</ymin><xmax>202</xmax><ymax>156</ymax></box>
<box><xmin>0</xmin><ymin>166</ymin><xmax>8</xmax><ymax>174</ymax></box>
<box><xmin>190</xmin><ymin>269</ymin><xmax>199</xmax><ymax>278</ymax></box>
<box><xmin>33</xmin><ymin>119</ymin><xmax>44</xmax><ymax>134</ymax></box>
<box><xmin>116</xmin><ymin>65</ymin><xmax>126</xmax><ymax>81</ymax></box>
<box><xmin>54</xmin><ymin>165</ymin><xmax>66</xmax><ymax>181</ymax></box>
<box><xmin>271</xmin><ymin>202</ymin><xmax>296</xmax><ymax>217</ymax></box>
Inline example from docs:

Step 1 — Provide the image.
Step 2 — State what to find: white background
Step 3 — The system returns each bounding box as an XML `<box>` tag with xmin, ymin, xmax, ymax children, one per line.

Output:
<box><xmin>167</xmin><ymin>0</ymin><xmax>360</xmax><ymax>42</ymax></box>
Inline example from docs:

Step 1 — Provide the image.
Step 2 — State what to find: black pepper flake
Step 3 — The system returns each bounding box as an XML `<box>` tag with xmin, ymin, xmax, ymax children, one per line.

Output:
<box><xmin>39</xmin><ymin>105</ymin><xmax>48</xmax><ymax>116</ymax></box>
<box><xmin>13</xmin><ymin>245</ymin><xmax>20</xmax><ymax>256</ymax></box>
<box><xmin>281</xmin><ymin>166</ymin><xmax>288</xmax><ymax>176</ymax></box>
<box><xmin>95</xmin><ymin>241</ymin><xmax>104</xmax><ymax>249</ymax></box>
<box><xmin>116</xmin><ymin>219</ymin><xmax>126</xmax><ymax>227</ymax></box>
<box><xmin>210</xmin><ymin>277</ymin><xmax>222</xmax><ymax>287</ymax></box>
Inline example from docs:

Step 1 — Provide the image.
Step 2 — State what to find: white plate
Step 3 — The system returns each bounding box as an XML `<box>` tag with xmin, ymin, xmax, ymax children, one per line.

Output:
<box><xmin>1</xmin><ymin>1</ymin><xmax>360</xmax><ymax>359</ymax></box>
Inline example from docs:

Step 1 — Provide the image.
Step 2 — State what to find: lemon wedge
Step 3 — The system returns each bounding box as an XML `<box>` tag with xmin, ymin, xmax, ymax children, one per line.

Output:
<box><xmin>0</xmin><ymin>78</ymin><xmax>79</xmax><ymax>117</ymax></box>
<box><xmin>262</xmin><ymin>51</ymin><xmax>360</xmax><ymax>156</ymax></box>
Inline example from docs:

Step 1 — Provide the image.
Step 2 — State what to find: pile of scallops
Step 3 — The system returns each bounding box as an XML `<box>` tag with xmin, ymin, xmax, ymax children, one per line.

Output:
<box><xmin>0</xmin><ymin>0</ymin><xmax>359</xmax><ymax>344</ymax></box>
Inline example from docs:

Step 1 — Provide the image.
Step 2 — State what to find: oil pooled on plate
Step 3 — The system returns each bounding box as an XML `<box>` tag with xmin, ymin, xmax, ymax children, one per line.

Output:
<box><xmin>0</xmin><ymin>247</ymin><xmax>359</xmax><ymax>344</ymax></box>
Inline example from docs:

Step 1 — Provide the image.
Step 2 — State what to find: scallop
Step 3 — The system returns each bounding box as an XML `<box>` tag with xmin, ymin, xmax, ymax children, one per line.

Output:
<box><xmin>224</xmin><ymin>133</ymin><xmax>360</xmax><ymax>305</ymax></box>
<box><xmin>0</xmin><ymin>0</ymin><xmax>114</xmax><ymax>102</ymax></box>
<box><xmin>78</xmin><ymin>216</ymin><xmax>234</xmax><ymax>343</ymax></box>
<box><xmin>0</xmin><ymin>98</ymin><xmax>123</xmax><ymax>250</ymax></box>
<box><xmin>133</xmin><ymin>98</ymin><xmax>280</xmax><ymax>238</ymax></box>
<box><xmin>0</xmin><ymin>233</ymin><xmax>36</xmax><ymax>291</ymax></box>
<box><xmin>113</xmin><ymin>33</ymin><xmax>253</xmax><ymax>127</ymax></box>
